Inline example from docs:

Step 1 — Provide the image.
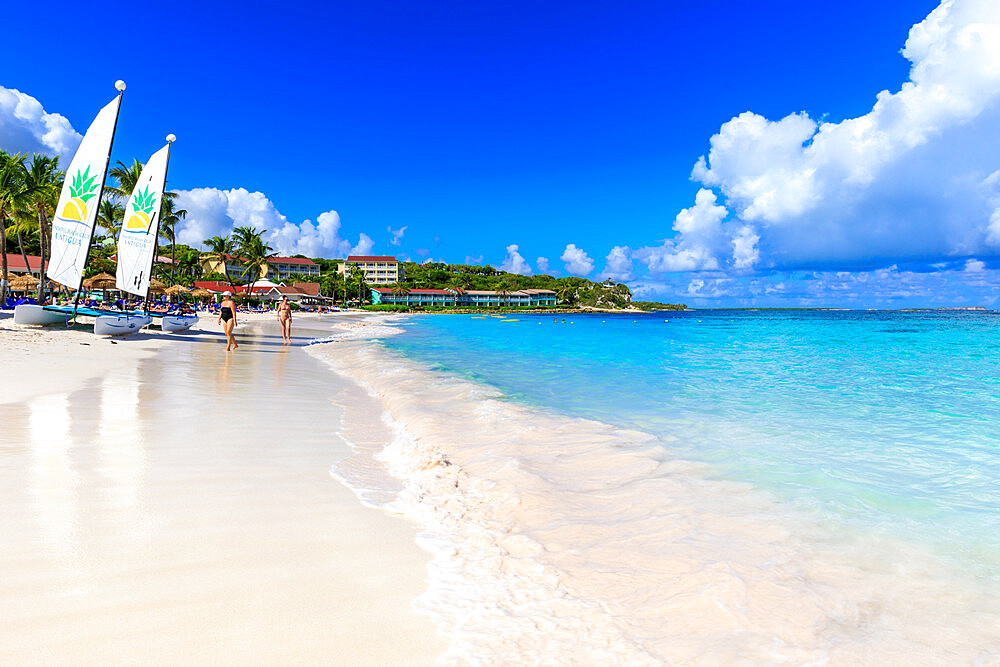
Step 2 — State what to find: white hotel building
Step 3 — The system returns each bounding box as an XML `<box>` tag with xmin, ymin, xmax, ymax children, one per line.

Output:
<box><xmin>338</xmin><ymin>255</ymin><xmax>405</xmax><ymax>285</ymax></box>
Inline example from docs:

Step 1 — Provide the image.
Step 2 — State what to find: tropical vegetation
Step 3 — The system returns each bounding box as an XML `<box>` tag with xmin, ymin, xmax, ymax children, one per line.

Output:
<box><xmin>1</xmin><ymin>147</ymin><xmax>191</xmax><ymax>300</ymax></box>
<box><xmin>391</xmin><ymin>261</ymin><xmax>639</xmax><ymax>309</ymax></box>
<box><xmin>3</xmin><ymin>149</ymin><xmax>686</xmax><ymax>311</ymax></box>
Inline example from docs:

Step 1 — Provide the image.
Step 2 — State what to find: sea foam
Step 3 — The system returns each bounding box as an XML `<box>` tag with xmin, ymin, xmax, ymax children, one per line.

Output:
<box><xmin>307</xmin><ymin>318</ymin><xmax>1000</xmax><ymax>665</ymax></box>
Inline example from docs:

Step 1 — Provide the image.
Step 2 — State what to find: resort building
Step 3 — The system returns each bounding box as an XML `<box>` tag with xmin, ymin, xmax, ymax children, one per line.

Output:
<box><xmin>370</xmin><ymin>288</ymin><xmax>458</xmax><ymax>307</ymax></box>
<box><xmin>193</xmin><ymin>280</ymin><xmax>326</xmax><ymax>304</ymax></box>
<box><xmin>263</xmin><ymin>257</ymin><xmax>320</xmax><ymax>279</ymax></box>
<box><xmin>199</xmin><ymin>255</ymin><xmax>320</xmax><ymax>281</ymax></box>
<box><xmin>199</xmin><ymin>254</ymin><xmax>248</xmax><ymax>279</ymax></box>
<box><xmin>338</xmin><ymin>256</ymin><xmax>405</xmax><ymax>285</ymax></box>
<box><xmin>459</xmin><ymin>289</ymin><xmax>558</xmax><ymax>307</ymax></box>
<box><xmin>370</xmin><ymin>287</ymin><xmax>557</xmax><ymax>307</ymax></box>
<box><xmin>4</xmin><ymin>254</ymin><xmax>175</xmax><ymax>278</ymax></box>
<box><xmin>3</xmin><ymin>254</ymin><xmax>43</xmax><ymax>277</ymax></box>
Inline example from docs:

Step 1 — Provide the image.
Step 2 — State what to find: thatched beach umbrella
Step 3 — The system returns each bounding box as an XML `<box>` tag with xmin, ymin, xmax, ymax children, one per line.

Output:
<box><xmin>81</xmin><ymin>272</ymin><xmax>117</xmax><ymax>304</ymax></box>
<box><xmin>164</xmin><ymin>284</ymin><xmax>189</xmax><ymax>303</ymax></box>
<box><xmin>188</xmin><ymin>287</ymin><xmax>213</xmax><ymax>308</ymax></box>
<box><xmin>148</xmin><ymin>279</ymin><xmax>168</xmax><ymax>294</ymax></box>
<box><xmin>83</xmin><ymin>272</ymin><xmax>116</xmax><ymax>289</ymax></box>
<box><xmin>10</xmin><ymin>274</ymin><xmax>39</xmax><ymax>291</ymax></box>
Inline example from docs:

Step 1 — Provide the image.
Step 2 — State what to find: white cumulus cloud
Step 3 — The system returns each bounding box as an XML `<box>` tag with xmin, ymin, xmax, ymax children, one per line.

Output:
<box><xmin>175</xmin><ymin>187</ymin><xmax>370</xmax><ymax>258</ymax></box>
<box><xmin>598</xmin><ymin>246</ymin><xmax>634</xmax><ymax>281</ymax></box>
<box><xmin>636</xmin><ymin>189</ymin><xmax>728</xmax><ymax>272</ymax></box>
<box><xmin>0</xmin><ymin>85</ymin><xmax>82</xmax><ymax>163</ymax></box>
<box><xmin>352</xmin><ymin>233</ymin><xmax>375</xmax><ymax>256</ymax></box>
<box><xmin>272</xmin><ymin>209</ymin><xmax>353</xmax><ymax>258</ymax></box>
<box><xmin>663</xmin><ymin>0</ymin><xmax>1000</xmax><ymax>273</ymax></box>
<box><xmin>560</xmin><ymin>244</ymin><xmax>594</xmax><ymax>275</ymax></box>
<box><xmin>731</xmin><ymin>225</ymin><xmax>761</xmax><ymax>271</ymax></box>
<box><xmin>536</xmin><ymin>256</ymin><xmax>551</xmax><ymax>274</ymax></box>
<box><xmin>500</xmin><ymin>244</ymin><xmax>532</xmax><ymax>275</ymax></box>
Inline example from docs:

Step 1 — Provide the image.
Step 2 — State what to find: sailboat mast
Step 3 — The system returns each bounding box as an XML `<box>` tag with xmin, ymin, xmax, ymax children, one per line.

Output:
<box><xmin>71</xmin><ymin>80</ymin><xmax>126</xmax><ymax>320</ymax></box>
<box><xmin>142</xmin><ymin>135</ymin><xmax>174</xmax><ymax>314</ymax></box>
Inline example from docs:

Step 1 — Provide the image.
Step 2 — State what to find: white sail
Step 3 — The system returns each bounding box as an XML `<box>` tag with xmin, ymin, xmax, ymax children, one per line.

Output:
<box><xmin>115</xmin><ymin>143</ymin><xmax>171</xmax><ymax>297</ymax></box>
<box><xmin>47</xmin><ymin>94</ymin><xmax>122</xmax><ymax>290</ymax></box>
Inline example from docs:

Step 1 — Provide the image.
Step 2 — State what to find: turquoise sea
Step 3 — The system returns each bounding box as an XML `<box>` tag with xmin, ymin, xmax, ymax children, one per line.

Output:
<box><xmin>380</xmin><ymin>309</ymin><xmax>1000</xmax><ymax>576</ymax></box>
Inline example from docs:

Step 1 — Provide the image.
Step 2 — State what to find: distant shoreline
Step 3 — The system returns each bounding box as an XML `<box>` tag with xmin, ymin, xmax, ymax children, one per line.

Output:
<box><xmin>357</xmin><ymin>305</ymin><xmax>994</xmax><ymax>314</ymax></box>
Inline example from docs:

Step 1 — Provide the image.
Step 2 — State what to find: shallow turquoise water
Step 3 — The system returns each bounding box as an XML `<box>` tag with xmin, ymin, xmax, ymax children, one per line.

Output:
<box><xmin>381</xmin><ymin>310</ymin><xmax>1000</xmax><ymax>571</ymax></box>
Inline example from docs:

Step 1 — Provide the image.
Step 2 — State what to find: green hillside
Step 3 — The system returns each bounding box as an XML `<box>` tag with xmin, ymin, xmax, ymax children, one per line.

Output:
<box><xmin>394</xmin><ymin>262</ymin><xmax>681</xmax><ymax>310</ymax></box>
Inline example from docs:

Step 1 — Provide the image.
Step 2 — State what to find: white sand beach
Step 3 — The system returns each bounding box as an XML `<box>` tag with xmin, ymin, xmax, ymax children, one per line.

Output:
<box><xmin>0</xmin><ymin>311</ymin><xmax>445</xmax><ymax>665</ymax></box>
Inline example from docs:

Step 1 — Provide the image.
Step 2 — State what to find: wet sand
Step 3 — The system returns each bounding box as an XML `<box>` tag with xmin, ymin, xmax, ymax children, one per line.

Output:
<box><xmin>0</xmin><ymin>316</ymin><xmax>444</xmax><ymax>664</ymax></box>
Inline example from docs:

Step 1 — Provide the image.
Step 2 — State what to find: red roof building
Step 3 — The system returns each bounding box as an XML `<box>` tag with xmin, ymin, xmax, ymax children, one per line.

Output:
<box><xmin>340</xmin><ymin>255</ymin><xmax>404</xmax><ymax>285</ymax></box>
<box><xmin>193</xmin><ymin>280</ymin><xmax>324</xmax><ymax>302</ymax></box>
<box><xmin>4</xmin><ymin>254</ymin><xmax>43</xmax><ymax>276</ymax></box>
<box><xmin>265</xmin><ymin>256</ymin><xmax>320</xmax><ymax>279</ymax></box>
<box><xmin>109</xmin><ymin>254</ymin><xmax>174</xmax><ymax>265</ymax></box>
<box><xmin>369</xmin><ymin>286</ymin><xmax>557</xmax><ymax>307</ymax></box>
<box><xmin>370</xmin><ymin>288</ymin><xmax>452</xmax><ymax>294</ymax></box>
<box><xmin>193</xmin><ymin>281</ymin><xmax>272</xmax><ymax>295</ymax></box>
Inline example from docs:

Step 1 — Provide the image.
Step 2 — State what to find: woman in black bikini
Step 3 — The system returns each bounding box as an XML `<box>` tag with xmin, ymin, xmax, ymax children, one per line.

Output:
<box><xmin>218</xmin><ymin>291</ymin><xmax>238</xmax><ymax>351</ymax></box>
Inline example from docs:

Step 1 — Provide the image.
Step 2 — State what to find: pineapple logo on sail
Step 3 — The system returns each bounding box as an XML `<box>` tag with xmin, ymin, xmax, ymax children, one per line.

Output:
<box><xmin>125</xmin><ymin>185</ymin><xmax>157</xmax><ymax>233</ymax></box>
<box><xmin>60</xmin><ymin>166</ymin><xmax>99</xmax><ymax>223</ymax></box>
<box><xmin>59</xmin><ymin>167</ymin><xmax>157</xmax><ymax>235</ymax></box>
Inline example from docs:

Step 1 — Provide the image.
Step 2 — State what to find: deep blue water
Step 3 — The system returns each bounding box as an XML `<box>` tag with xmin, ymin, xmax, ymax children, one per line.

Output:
<box><xmin>380</xmin><ymin>310</ymin><xmax>1000</xmax><ymax>569</ymax></box>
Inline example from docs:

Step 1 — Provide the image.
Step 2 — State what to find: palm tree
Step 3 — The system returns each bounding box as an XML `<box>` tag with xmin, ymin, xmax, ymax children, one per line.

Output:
<box><xmin>105</xmin><ymin>156</ymin><xmax>178</xmax><ymax>235</ymax></box>
<box><xmin>557</xmin><ymin>283</ymin><xmax>577</xmax><ymax>306</ymax></box>
<box><xmin>230</xmin><ymin>225</ymin><xmax>260</xmax><ymax>274</ymax></box>
<box><xmin>104</xmin><ymin>158</ymin><xmax>143</xmax><ymax>202</ymax></box>
<box><xmin>6</xmin><ymin>213</ymin><xmax>36</xmax><ymax>289</ymax></box>
<box><xmin>20</xmin><ymin>155</ymin><xmax>62</xmax><ymax>301</ymax></box>
<box><xmin>239</xmin><ymin>233</ymin><xmax>274</xmax><ymax>298</ymax></box>
<box><xmin>175</xmin><ymin>248</ymin><xmax>202</xmax><ymax>284</ymax></box>
<box><xmin>159</xmin><ymin>196</ymin><xmax>187</xmax><ymax>284</ymax></box>
<box><xmin>230</xmin><ymin>225</ymin><xmax>262</xmax><ymax>284</ymax></box>
<box><xmin>230</xmin><ymin>225</ymin><xmax>260</xmax><ymax>248</ymax></box>
<box><xmin>495</xmin><ymin>279</ymin><xmax>513</xmax><ymax>307</ymax></box>
<box><xmin>348</xmin><ymin>265</ymin><xmax>367</xmax><ymax>305</ymax></box>
<box><xmin>0</xmin><ymin>151</ymin><xmax>28</xmax><ymax>303</ymax></box>
<box><xmin>204</xmin><ymin>235</ymin><xmax>236</xmax><ymax>284</ymax></box>
<box><xmin>97</xmin><ymin>199</ymin><xmax>125</xmax><ymax>243</ymax></box>
<box><xmin>321</xmin><ymin>264</ymin><xmax>342</xmax><ymax>302</ymax></box>
<box><xmin>390</xmin><ymin>283</ymin><xmax>410</xmax><ymax>305</ymax></box>
<box><xmin>449</xmin><ymin>273</ymin><xmax>474</xmax><ymax>291</ymax></box>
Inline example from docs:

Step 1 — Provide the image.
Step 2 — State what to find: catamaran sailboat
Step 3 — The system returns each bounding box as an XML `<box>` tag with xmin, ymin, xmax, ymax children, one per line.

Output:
<box><xmin>15</xmin><ymin>82</ymin><xmax>126</xmax><ymax>328</ymax></box>
<box><xmin>97</xmin><ymin>133</ymin><xmax>195</xmax><ymax>335</ymax></box>
<box><xmin>14</xmin><ymin>82</ymin><xmax>195</xmax><ymax>335</ymax></box>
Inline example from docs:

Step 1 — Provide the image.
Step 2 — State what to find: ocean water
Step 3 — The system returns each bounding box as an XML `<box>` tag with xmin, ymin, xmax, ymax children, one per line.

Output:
<box><xmin>308</xmin><ymin>310</ymin><xmax>1000</xmax><ymax>664</ymax></box>
<box><xmin>383</xmin><ymin>310</ymin><xmax>1000</xmax><ymax>569</ymax></box>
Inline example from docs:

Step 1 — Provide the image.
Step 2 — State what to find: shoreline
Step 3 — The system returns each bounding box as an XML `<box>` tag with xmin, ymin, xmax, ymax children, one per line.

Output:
<box><xmin>356</xmin><ymin>305</ymin><xmax>998</xmax><ymax>316</ymax></box>
<box><xmin>307</xmin><ymin>313</ymin><xmax>1000</xmax><ymax>663</ymax></box>
<box><xmin>0</xmin><ymin>311</ymin><xmax>446</xmax><ymax>664</ymax></box>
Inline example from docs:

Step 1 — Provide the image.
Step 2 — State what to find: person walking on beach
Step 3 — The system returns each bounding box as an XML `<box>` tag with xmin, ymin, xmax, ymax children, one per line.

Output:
<box><xmin>277</xmin><ymin>295</ymin><xmax>292</xmax><ymax>343</ymax></box>
<box><xmin>218</xmin><ymin>291</ymin><xmax>239</xmax><ymax>351</ymax></box>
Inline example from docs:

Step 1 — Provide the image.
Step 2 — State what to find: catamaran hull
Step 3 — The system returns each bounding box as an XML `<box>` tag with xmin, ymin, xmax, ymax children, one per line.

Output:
<box><xmin>13</xmin><ymin>304</ymin><xmax>70</xmax><ymax>325</ymax></box>
<box><xmin>94</xmin><ymin>314</ymin><xmax>152</xmax><ymax>336</ymax></box>
<box><xmin>160</xmin><ymin>315</ymin><xmax>197</xmax><ymax>332</ymax></box>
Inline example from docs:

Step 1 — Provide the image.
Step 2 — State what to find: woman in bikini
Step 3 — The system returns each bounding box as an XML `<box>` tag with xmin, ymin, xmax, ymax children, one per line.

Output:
<box><xmin>218</xmin><ymin>291</ymin><xmax>239</xmax><ymax>351</ymax></box>
<box><xmin>277</xmin><ymin>295</ymin><xmax>292</xmax><ymax>343</ymax></box>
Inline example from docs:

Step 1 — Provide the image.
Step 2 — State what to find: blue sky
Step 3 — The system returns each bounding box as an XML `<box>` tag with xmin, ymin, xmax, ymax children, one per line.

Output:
<box><xmin>3</xmin><ymin>0</ymin><xmax>999</xmax><ymax>307</ymax></box>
